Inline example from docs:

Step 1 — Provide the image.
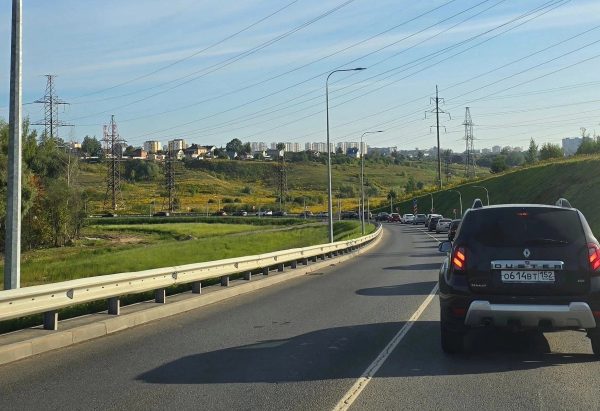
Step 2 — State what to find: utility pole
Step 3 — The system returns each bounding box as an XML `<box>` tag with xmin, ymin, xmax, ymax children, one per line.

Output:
<box><xmin>463</xmin><ymin>107</ymin><xmax>476</xmax><ymax>179</ymax></box>
<box><xmin>5</xmin><ymin>0</ymin><xmax>22</xmax><ymax>290</ymax></box>
<box><xmin>276</xmin><ymin>146</ymin><xmax>287</xmax><ymax>211</ymax></box>
<box><xmin>33</xmin><ymin>75</ymin><xmax>72</xmax><ymax>140</ymax></box>
<box><xmin>165</xmin><ymin>150</ymin><xmax>176</xmax><ymax>212</ymax></box>
<box><xmin>102</xmin><ymin>115</ymin><xmax>125</xmax><ymax>211</ymax></box>
<box><xmin>426</xmin><ymin>85</ymin><xmax>450</xmax><ymax>189</ymax></box>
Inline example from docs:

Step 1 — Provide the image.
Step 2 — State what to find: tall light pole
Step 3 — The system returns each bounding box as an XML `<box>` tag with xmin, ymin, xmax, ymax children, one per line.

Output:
<box><xmin>360</xmin><ymin>130</ymin><xmax>383</xmax><ymax>235</ymax></box>
<box><xmin>326</xmin><ymin>67</ymin><xmax>366</xmax><ymax>242</ymax></box>
<box><xmin>5</xmin><ymin>0</ymin><xmax>22</xmax><ymax>290</ymax></box>
<box><xmin>473</xmin><ymin>185</ymin><xmax>490</xmax><ymax>205</ymax></box>
<box><xmin>449</xmin><ymin>190</ymin><xmax>463</xmax><ymax>217</ymax></box>
<box><xmin>428</xmin><ymin>193</ymin><xmax>434</xmax><ymax>213</ymax></box>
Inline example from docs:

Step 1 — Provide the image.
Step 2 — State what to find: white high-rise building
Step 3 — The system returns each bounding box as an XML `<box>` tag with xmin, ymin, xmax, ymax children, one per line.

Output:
<box><xmin>251</xmin><ymin>142</ymin><xmax>267</xmax><ymax>152</ymax></box>
<box><xmin>143</xmin><ymin>140</ymin><xmax>161</xmax><ymax>153</ymax></box>
<box><xmin>562</xmin><ymin>137</ymin><xmax>582</xmax><ymax>156</ymax></box>
<box><xmin>168</xmin><ymin>139</ymin><xmax>187</xmax><ymax>152</ymax></box>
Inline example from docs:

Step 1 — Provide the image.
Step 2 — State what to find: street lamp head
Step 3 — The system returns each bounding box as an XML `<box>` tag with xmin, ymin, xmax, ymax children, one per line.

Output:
<box><xmin>353</xmin><ymin>67</ymin><xmax>367</xmax><ymax>71</ymax></box>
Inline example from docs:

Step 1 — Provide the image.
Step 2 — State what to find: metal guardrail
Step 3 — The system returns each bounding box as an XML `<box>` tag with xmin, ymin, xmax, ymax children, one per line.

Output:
<box><xmin>0</xmin><ymin>226</ymin><xmax>382</xmax><ymax>330</ymax></box>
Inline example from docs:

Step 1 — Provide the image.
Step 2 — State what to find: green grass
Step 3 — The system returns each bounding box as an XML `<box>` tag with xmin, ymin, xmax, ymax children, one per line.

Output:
<box><xmin>391</xmin><ymin>155</ymin><xmax>600</xmax><ymax>235</ymax></box>
<box><xmin>9</xmin><ymin>220</ymin><xmax>371</xmax><ymax>287</ymax></box>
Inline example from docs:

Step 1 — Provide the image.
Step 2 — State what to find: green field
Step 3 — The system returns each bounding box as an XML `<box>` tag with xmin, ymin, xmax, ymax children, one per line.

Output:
<box><xmin>390</xmin><ymin>155</ymin><xmax>600</xmax><ymax>235</ymax></box>
<box><xmin>8</xmin><ymin>220</ymin><xmax>372</xmax><ymax>287</ymax></box>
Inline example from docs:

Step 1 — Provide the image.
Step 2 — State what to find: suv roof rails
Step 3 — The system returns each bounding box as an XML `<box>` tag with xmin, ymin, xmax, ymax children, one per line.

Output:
<box><xmin>472</xmin><ymin>198</ymin><xmax>484</xmax><ymax>209</ymax></box>
<box><xmin>556</xmin><ymin>198</ymin><xmax>573</xmax><ymax>208</ymax></box>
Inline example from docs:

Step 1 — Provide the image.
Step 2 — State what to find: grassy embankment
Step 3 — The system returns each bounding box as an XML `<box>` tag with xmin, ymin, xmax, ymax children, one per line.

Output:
<box><xmin>391</xmin><ymin>155</ymin><xmax>600</xmax><ymax>234</ymax></box>
<box><xmin>9</xmin><ymin>220</ymin><xmax>373</xmax><ymax>287</ymax></box>
<box><xmin>79</xmin><ymin>159</ymin><xmax>487</xmax><ymax>215</ymax></box>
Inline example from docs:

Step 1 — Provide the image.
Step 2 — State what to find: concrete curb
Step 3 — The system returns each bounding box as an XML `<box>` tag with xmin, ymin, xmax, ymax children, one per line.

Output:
<box><xmin>0</xmin><ymin>231</ymin><xmax>383</xmax><ymax>366</ymax></box>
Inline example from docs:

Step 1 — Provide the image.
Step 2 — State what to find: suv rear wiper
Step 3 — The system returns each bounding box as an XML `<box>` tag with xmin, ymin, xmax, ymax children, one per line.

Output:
<box><xmin>524</xmin><ymin>238</ymin><xmax>569</xmax><ymax>245</ymax></box>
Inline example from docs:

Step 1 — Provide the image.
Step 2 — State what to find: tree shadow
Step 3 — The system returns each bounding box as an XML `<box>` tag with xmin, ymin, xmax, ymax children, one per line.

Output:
<box><xmin>137</xmin><ymin>322</ymin><xmax>595</xmax><ymax>385</ymax></box>
<box><xmin>356</xmin><ymin>281</ymin><xmax>438</xmax><ymax>296</ymax></box>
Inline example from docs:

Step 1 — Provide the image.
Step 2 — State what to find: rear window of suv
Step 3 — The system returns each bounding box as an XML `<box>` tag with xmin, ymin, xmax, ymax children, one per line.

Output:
<box><xmin>458</xmin><ymin>207</ymin><xmax>585</xmax><ymax>247</ymax></box>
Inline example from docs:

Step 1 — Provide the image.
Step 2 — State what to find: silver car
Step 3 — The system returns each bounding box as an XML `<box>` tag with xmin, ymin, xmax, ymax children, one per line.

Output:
<box><xmin>435</xmin><ymin>218</ymin><xmax>452</xmax><ymax>233</ymax></box>
<box><xmin>401</xmin><ymin>214</ymin><xmax>414</xmax><ymax>224</ymax></box>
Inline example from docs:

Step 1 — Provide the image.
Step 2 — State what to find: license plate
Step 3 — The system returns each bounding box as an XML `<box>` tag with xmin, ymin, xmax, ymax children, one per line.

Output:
<box><xmin>500</xmin><ymin>270</ymin><xmax>555</xmax><ymax>283</ymax></box>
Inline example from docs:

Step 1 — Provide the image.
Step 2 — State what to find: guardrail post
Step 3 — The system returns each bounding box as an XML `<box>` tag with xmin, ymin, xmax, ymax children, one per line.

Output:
<box><xmin>310</xmin><ymin>256</ymin><xmax>317</xmax><ymax>262</ymax></box>
<box><xmin>302</xmin><ymin>258</ymin><xmax>308</xmax><ymax>265</ymax></box>
<box><xmin>108</xmin><ymin>297</ymin><xmax>120</xmax><ymax>315</ymax></box>
<box><xmin>262</xmin><ymin>267</ymin><xmax>269</xmax><ymax>276</ymax></box>
<box><xmin>277</xmin><ymin>263</ymin><xmax>284</xmax><ymax>272</ymax></box>
<box><xmin>192</xmin><ymin>281</ymin><xmax>201</xmax><ymax>294</ymax></box>
<box><xmin>290</xmin><ymin>260</ymin><xmax>297</xmax><ymax>269</ymax></box>
<box><xmin>43</xmin><ymin>311</ymin><xmax>58</xmax><ymax>331</ymax></box>
<box><xmin>319</xmin><ymin>254</ymin><xmax>325</xmax><ymax>260</ymax></box>
<box><xmin>155</xmin><ymin>288</ymin><xmax>166</xmax><ymax>304</ymax></box>
<box><xmin>221</xmin><ymin>276</ymin><xmax>230</xmax><ymax>286</ymax></box>
<box><xmin>244</xmin><ymin>271</ymin><xmax>252</xmax><ymax>281</ymax></box>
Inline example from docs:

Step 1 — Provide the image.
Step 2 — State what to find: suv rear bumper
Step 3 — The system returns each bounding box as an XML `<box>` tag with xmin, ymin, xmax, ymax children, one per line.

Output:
<box><xmin>465</xmin><ymin>300</ymin><xmax>597</xmax><ymax>329</ymax></box>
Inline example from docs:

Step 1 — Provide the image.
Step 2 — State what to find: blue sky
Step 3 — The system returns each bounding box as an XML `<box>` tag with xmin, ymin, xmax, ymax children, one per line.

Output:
<box><xmin>2</xmin><ymin>0</ymin><xmax>600</xmax><ymax>152</ymax></box>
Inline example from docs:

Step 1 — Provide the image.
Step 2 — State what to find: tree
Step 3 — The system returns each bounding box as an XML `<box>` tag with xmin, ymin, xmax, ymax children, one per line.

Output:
<box><xmin>123</xmin><ymin>145</ymin><xmax>136</xmax><ymax>157</ymax></box>
<box><xmin>225</xmin><ymin>138</ymin><xmax>243</xmax><ymax>154</ymax></box>
<box><xmin>242</xmin><ymin>142</ymin><xmax>252</xmax><ymax>155</ymax></box>
<box><xmin>387</xmin><ymin>189</ymin><xmax>398</xmax><ymax>201</ymax></box>
<box><xmin>525</xmin><ymin>138</ymin><xmax>538</xmax><ymax>164</ymax></box>
<box><xmin>276</xmin><ymin>142</ymin><xmax>285</xmax><ymax>151</ymax></box>
<box><xmin>490</xmin><ymin>155</ymin><xmax>508</xmax><ymax>173</ymax></box>
<box><xmin>336</xmin><ymin>147</ymin><xmax>343</xmax><ymax>154</ymax></box>
<box><xmin>576</xmin><ymin>137</ymin><xmax>600</xmax><ymax>155</ymax></box>
<box><xmin>416</xmin><ymin>181</ymin><xmax>425</xmax><ymax>190</ymax></box>
<box><xmin>404</xmin><ymin>176</ymin><xmax>416</xmax><ymax>193</ymax></box>
<box><xmin>124</xmin><ymin>159</ymin><xmax>161</xmax><ymax>181</ymax></box>
<box><xmin>81</xmin><ymin>135</ymin><xmax>102</xmax><ymax>157</ymax></box>
<box><xmin>539</xmin><ymin>143</ymin><xmax>564</xmax><ymax>160</ymax></box>
<box><xmin>416</xmin><ymin>151</ymin><xmax>424</xmax><ymax>161</ymax></box>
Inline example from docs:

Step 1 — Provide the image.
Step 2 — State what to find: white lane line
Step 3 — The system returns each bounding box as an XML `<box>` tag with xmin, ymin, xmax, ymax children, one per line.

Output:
<box><xmin>332</xmin><ymin>283</ymin><xmax>439</xmax><ymax>411</ymax></box>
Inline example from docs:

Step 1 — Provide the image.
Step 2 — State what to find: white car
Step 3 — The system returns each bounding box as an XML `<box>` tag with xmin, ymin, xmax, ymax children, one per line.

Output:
<box><xmin>435</xmin><ymin>218</ymin><xmax>452</xmax><ymax>233</ymax></box>
<box><xmin>401</xmin><ymin>214</ymin><xmax>415</xmax><ymax>224</ymax></box>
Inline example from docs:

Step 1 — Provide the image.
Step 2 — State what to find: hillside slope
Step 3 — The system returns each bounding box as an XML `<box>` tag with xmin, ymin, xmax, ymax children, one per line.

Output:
<box><xmin>392</xmin><ymin>156</ymin><xmax>600</xmax><ymax>234</ymax></box>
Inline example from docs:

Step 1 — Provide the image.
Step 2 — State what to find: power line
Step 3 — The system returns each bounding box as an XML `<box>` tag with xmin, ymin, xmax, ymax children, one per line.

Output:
<box><xmin>71</xmin><ymin>0</ymin><xmax>300</xmax><ymax>102</ymax></box>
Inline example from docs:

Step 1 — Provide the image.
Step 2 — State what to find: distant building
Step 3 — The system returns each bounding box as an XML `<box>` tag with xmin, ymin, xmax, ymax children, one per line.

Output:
<box><xmin>131</xmin><ymin>148</ymin><xmax>147</xmax><ymax>159</ymax></box>
<box><xmin>368</xmin><ymin>146</ymin><xmax>397</xmax><ymax>157</ymax></box>
<box><xmin>250</xmin><ymin>142</ymin><xmax>267</xmax><ymax>152</ymax></box>
<box><xmin>347</xmin><ymin>147</ymin><xmax>360</xmax><ymax>158</ymax></box>
<box><xmin>184</xmin><ymin>144</ymin><xmax>208</xmax><ymax>159</ymax></box>
<box><xmin>492</xmin><ymin>145</ymin><xmax>501</xmax><ymax>154</ymax></box>
<box><xmin>562</xmin><ymin>137</ymin><xmax>582</xmax><ymax>156</ymax></box>
<box><xmin>266</xmin><ymin>148</ymin><xmax>284</xmax><ymax>159</ymax></box>
<box><xmin>168</xmin><ymin>139</ymin><xmax>187</xmax><ymax>152</ymax></box>
<box><xmin>481</xmin><ymin>148</ymin><xmax>491</xmax><ymax>154</ymax></box>
<box><xmin>143</xmin><ymin>140</ymin><xmax>161</xmax><ymax>153</ymax></box>
<box><xmin>307</xmin><ymin>142</ymin><xmax>334</xmax><ymax>153</ymax></box>
<box><xmin>147</xmin><ymin>153</ymin><xmax>165</xmax><ymax>161</ymax></box>
<box><xmin>284</xmin><ymin>142</ymin><xmax>301</xmax><ymax>153</ymax></box>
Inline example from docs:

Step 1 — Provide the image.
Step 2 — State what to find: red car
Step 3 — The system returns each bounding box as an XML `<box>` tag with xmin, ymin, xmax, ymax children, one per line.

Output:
<box><xmin>388</xmin><ymin>213</ymin><xmax>401</xmax><ymax>222</ymax></box>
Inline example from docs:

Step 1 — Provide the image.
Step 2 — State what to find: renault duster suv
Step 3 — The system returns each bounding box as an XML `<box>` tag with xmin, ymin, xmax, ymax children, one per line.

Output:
<box><xmin>438</xmin><ymin>199</ymin><xmax>600</xmax><ymax>354</ymax></box>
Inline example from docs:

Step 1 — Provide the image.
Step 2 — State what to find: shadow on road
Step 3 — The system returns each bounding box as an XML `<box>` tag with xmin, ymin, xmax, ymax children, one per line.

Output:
<box><xmin>137</xmin><ymin>322</ymin><xmax>595</xmax><ymax>385</ymax></box>
<box><xmin>356</xmin><ymin>281</ymin><xmax>438</xmax><ymax>296</ymax></box>
<box><xmin>383</xmin><ymin>263</ymin><xmax>440</xmax><ymax>271</ymax></box>
<box><xmin>410</xmin><ymin>253</ymin><xmax>444</xmax><ymax>258</ymax></box>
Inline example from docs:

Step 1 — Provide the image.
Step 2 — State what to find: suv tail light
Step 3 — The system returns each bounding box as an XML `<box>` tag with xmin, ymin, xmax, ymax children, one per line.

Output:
<box><xmin>588</xmin><ymin>243</ymin><xmax>600</xmax><ymax>273</ymax></box>
<box><xmin>452</xmin><ymin>246</ymin><xmax>466</xmax><ymax>270</ymax></box>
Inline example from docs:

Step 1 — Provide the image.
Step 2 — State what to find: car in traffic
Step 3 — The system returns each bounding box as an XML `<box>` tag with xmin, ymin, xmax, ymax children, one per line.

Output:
<box><xmin>401</xmin><ymin>214</ymin><xmax>415</xmax><ymax>224</ymax></box>
<box><xmin>273</xmin><ymin>211</ymin><xmax>288</xmax><ymax>217</ymax></box>
<box><xmin>412</xmin><ymin>214</ymin><xmax>427</xmax><ymax>224</ymax></box>
<box><xmin>375</xmin><ymin>212</ymin><xmax>390</xmax><ymax>222</ymax></box>
<box><xmin>299</xmin><ymin>210</ymin><xmax>314</xmax><ymax>218</ymax></box>
<box><xmin>213</xmin><ymin>210</ymin><xmax>227</xmax><ymax>216</ymax></box>
<box><xmin>427</xmin><ymin>215</ymin><xmax>443</xmax><ymax>232</ymax></box>
<box><xmin>447</xmin><ymin>219</ymin><xmax>461</xmax><ymax>240</ymax></box>
<box><xmin>437</xmin><ymin>198</ymin><xmax>600</xmax><ymax>355</ymax></box>
<box><xmin>388</xmin><ymin>213</ymin><xmax>401</xmax><ymax>222</ymax></box>
<box><xmin>425</xmin><ymin>213</ymin><xmax>442</xmax><ymax>229</ymax></box>
<box><xmin>232</xmin><ymin>210</ymin><xmax>248</xmax><ymax>216</ymax></box>
<box><xmin>435</xmin><ymin>218</ymin><xmax>452</xmax><ymax>233</ymax></box>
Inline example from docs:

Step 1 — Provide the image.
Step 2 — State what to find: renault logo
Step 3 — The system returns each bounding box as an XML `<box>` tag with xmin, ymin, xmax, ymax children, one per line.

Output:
<box><xmin>523</xmin><ymin>248</ymin><xmax>531</xmax><ymax>258</ymax></box>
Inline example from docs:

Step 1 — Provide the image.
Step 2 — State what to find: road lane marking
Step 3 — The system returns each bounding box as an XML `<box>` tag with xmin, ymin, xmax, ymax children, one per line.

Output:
<box><xmin>332</xmin><ymin>283</ymin><xmax>439</xmax><ymax>411</ymax></box>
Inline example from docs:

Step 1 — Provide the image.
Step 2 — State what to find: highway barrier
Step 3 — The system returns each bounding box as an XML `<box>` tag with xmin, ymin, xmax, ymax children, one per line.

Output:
<box><xmin>0</xmin><ymin>225</ymin><xmax>382</xmax><ymax>331</ymax></box>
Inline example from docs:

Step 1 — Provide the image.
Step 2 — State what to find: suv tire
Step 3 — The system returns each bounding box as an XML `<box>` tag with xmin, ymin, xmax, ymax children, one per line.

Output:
<box><xmin>588</xmin><ymin>331</ymin><xmax>600</xmax><ymax>356</ymax></box>
<box><xmin>440</xmin><ymin>318</ymin><xmax>465</xmax><ymax>354</ymax></box>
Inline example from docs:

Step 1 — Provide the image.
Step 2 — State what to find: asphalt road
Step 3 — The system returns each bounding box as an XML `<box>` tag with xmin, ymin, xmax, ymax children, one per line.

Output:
<box><xmin>0</xmin><ymin>224</ymin><xmax>599</xmax><ymax>410</ymax></box>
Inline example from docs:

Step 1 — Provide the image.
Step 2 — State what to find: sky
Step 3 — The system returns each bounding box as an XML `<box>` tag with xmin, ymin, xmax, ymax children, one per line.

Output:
<box><xmin>2</xmin><ymin>0</ymin><xmax>600</xmax><ymax>152</ymax></box>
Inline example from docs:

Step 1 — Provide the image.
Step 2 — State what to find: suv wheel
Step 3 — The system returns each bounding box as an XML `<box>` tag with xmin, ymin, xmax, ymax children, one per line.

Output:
<box><xmin>588</xmin><ymin>331</ymin><xmax>600</xmax><ymax>356</ymax></box>
<box><xmin>441</xmin><ymin>324</ymin><xmax>464</xmax><ymax>354</ymax></box>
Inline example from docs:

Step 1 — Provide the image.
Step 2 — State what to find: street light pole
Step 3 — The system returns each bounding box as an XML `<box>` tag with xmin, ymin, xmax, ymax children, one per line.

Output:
<box><xmin>5</xmin><ymin>0</ymin><xmax>22</xmax><ymax>290</ymax></box>
<box><xmin>450</xmin><ymin>190</ymin><xmax>463</xmax><ymax>216</ymax></box>
<box><xmin>473</xmin><ymin>185</ymin><xmax>490</xmax><ymax>205</ymax></box>
<box><xmin>360</xmin><ymin>130</ymin><xmax>383</xmax><ymax>235</ymax></box>
<box><xmin>429</xmin><ymin>193</ymin><xmax>434</xmax><ymax>213</ymax></box>
<box><xmin>326</xmin><ymin>67</ymin><xmax>366</xmax><ymax>242</ymax></box>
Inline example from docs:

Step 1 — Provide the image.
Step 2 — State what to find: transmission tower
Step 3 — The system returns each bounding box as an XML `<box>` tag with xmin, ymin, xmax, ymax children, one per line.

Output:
<box><xmin>164</xmin><ymin>150</ymin><xmax>176</xmax><ymax>212</ymax></box>
<box><xmin>33</xmin><ymin>74</ymin><xmax>72</xmax><ymax>140</ymax></box>
<box><xmin>426</xmin><ymin>85</ymin><xmax>450</xmax><ymax>189</ymax></box>
<box><xmin>463</xmin><ymin>107</ymin><xmax>476</xmax><ymax>179</ymax></box>
<box><xmin>276</xmin><ymin>148</ymin><xmax>288</xmax><ymax>211</ymax></box>
<box><xmin>102</xmin><ymin>115</ymin><xmax>125</xmax><ymax>211</ymax></box>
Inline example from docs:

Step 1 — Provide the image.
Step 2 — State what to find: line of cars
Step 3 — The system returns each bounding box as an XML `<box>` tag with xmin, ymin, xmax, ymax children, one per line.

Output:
<box><xmin>396</xmin><ymin>212</ymin><xmax>461</xmax><ymax>238</ymax></box>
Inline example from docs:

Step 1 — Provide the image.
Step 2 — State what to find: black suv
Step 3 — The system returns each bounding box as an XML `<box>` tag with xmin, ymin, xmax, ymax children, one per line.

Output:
<box><xmin>438</xmin><ymin>199</ymin><xmax>600</xmax><ymax>354</ymax></box>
